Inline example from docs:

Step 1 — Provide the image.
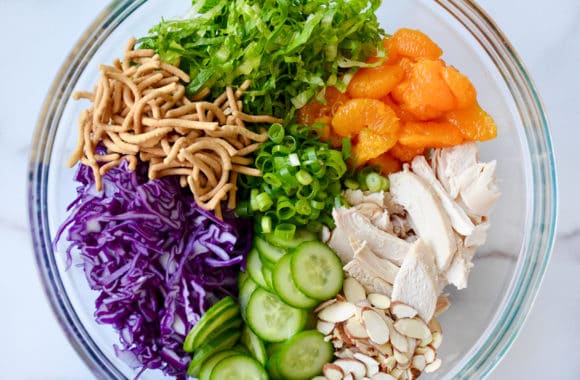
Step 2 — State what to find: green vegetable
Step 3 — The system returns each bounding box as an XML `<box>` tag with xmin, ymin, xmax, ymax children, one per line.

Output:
<box><xmin>139</xmin><ymin>0</ymin><xmax>385</xmax><ymax>119</ymax></box>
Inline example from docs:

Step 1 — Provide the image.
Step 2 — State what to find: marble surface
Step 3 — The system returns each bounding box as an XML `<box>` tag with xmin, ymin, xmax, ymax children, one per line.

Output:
<box><xmin>0</xmin><ymin>0</ymin><xmax>578</xmax><ymax>378</ymax></box>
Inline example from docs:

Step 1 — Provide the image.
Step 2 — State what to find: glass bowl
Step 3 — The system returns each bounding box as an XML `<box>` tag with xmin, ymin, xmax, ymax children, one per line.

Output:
<box><xmin>28</xmin><ymin>0</ymin><xmax>557</xmax><ymax>379</ymax></box>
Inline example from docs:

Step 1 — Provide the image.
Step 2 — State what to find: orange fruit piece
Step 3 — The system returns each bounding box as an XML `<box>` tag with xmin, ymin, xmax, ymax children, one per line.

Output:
<box><xmin>367</xmin><ymin>152</ymin><xmax>402</xmax><ymax>175</ymax></box>
<box><xmin>389</xmin><ymin>28</ymin><xmax>443</xmax><ymax>60</ymax></box>
<box><xmin>352</xmin><ymin>128</ymin><xmax>398</xmax><ymax>166</ymax></box>
<box><xmin>394</xmin><ymin>59</ymin><xmax>457</xmax><ymax>120</ymax></box>
<box><xmin>331</xmin><ymin>98</ymin><xmax>400</xmax><ymax>137</ymax></box>
<box><xmin>442</xmin><ymin>66</ymin><xmax>477</xmax><ymax>109</ymax></box>
<box><xmin>398</xmin><ymin>120</ymin><xmax>464</xmax><ymax>148</ymax></box>
<box><xmin>388</xmin><ymin>143</ymin><xmax>425</xmax><ymax>162</ymax></box>
<box><xmin>347</xmin><ymin>63</ymin><xmax>404</xmax><ymax>99</ymax></box>
<box><xmin>297</xmin><ymin>86</ymin><xmax>350</xmax><ymax>126</ymax></box>
<box><xmin>445</xmin><ymin>103</ymin><xmax>497</xmax><ymax>141</ymax></box>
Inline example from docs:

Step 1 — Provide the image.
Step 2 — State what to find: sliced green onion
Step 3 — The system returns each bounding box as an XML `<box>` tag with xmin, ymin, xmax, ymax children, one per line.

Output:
<box><xmin>295</xmin><ymin>199</ymin><xmax>311</xmax><ymax>215</ymax></box>
<box><xmin>344</xmin><ymin>178</ymin><xmax>360</xmax><ymax>190</ymax></box>
<box><xmin>256</xmin><ymin>192</ymin><xmax>274</xmax><ymax>212</ymax></box>
<box><xmin>261</xmin><ymin>215</ymin><xmax>273</xmax><ymax>233</ymax></box>
<box><xmin>310</xmin><ymin>199</ymin><xmax>325</xmax><ymax>210</ymax></box>
<box><xmin>365</xmin><ymin>172</ymin><xmax>384</xmax><ymax>192</ymax></box>
<box><xmin>268</xmin><ymin>123</ymin><xmax>285</xmax><ymax>144</ymax></box>
<box><xmin>306</xmin><ymin>220</ymin><xmax>323</xmax><ymax>233</ymax></box>
<box><xmin>263</xmin><ymin>173</ymin><xmax>282</xmax><ymax>188</ymax></box>
<box><xmin>296</xmin><ymin>170</ymin><xmax>313</xmax><ymax>186</ymax></box>
<box><xmin>236</xmin><ymin>200</ymin><xmax>251</xmax><ymax>217</ymax></box>
<box><xmin>288</xmin><ymin>153</ymin><xmax>301</xmax><ymax>166</ymax></box>
<box><xmin>274</xmin><ymin>223</ymin><xmax>296</xmax><ymax>241</ymax></box>
<box><xmin>276</xmin><ymin>200</ymin><xmax>296</xmax><ymax>220</ymax></box>
<box><xmin>250</xmin><ymin>188</ymin><xmax>260</xmax><ymax>211</ymax></box>
<box><xmin>272</xmin><ymin>145</ymin><xmax>292</xmax><ymax>155</ymax></box>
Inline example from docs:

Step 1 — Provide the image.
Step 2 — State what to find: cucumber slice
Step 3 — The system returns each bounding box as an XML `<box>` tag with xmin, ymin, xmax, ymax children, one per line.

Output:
<box><xmin>255</xmin><ymin>236</ymin><xmax>286</xmax><ymax>264</ymax></box>
<box><xmin>263</xmin><ymin>228</ymin><xmax>317</xmax><ymax>249</ymax></box>
<box><xmin>187</xmin><ymin>328</ymin><xmax>241</xmax><ymax>377</ymax></box>
<box><xmin>246</xmin><ymin>288</ymin><xmax>307</xmax><ymax>343</ymax></box>
<box><xmin>238</xmin><ymin>271</ymin><xmax>250</xmax><ymax>289</ymax></box>
<box><xmin>266</xmin><ymin>349</ymin><xmax>283</xmax><ymax>380</ymax></box>
<box><xmin>183</xmin><ymin>296</ymin><xmax>239</xmax><ymax>352</ymax></box>
<box><xmin>273</xmin><ymin>253</ymin><xmax>318</xmax><ymax>309</ymax></box>
<box><xmin>241</xmin><ymin>325</ymin><xmax>267</xmax><ymax>365</ymax></box>
<box><xmin>199</xmin><ymin>349</ymin><xmax>240</xmax><ymax>380</ymax></box>
<box><xmin>277</xmin><ymin>330</ymin><xmax>333</xmax><ymax>380</ymax></box>
<box><xmin>247</xmin><ymin>247</ymin><xmax>269</xmax><ymax>289</ymax></box>
<box><xmin>239</xmin><ymin>277</ymin><xmax>258</xmax><ymax>320</ymax></box>
<box><xmin>262</xmin><ymin>263</ymin><xmax>274</xmax><ymax>290</ymax></box>
<box><xmin>205</xmin><ymin>317</ymin><xmax>243</xmax><ymax>341</ymax></box>
<box><xmin>291</xmin><ymin>241</ymin><xmax>344</xmax><ymax>300</ymax></box>
<box><xmin>210</xmin><ymin>354</ymin><xmax>268</xmax><ymax>380</ymax></box>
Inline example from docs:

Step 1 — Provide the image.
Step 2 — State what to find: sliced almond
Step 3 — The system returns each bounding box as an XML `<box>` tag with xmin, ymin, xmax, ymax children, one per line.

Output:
<box><xmin>431</xmin><ymin>331</ymin><xmax>443</xmax><ymax>349</ymax></box>
<box><xmin>379</xmin><ymin>354</ymin><xmax>397</xmax><ymax>372</ymax></box>
<box><xmin>412</xmin><ymin>354</ymin><xmax>426</xmax><ymax>371</ymax></box>
<box><xmin>409</xmin><ymin>367</ymin><xmax>422</xmax><ymax>380</ymax></box>
<box><xmin>335</xmin><ymin>322</ymin><xmax>356</xmax><ymax>346</ymax></box>
<box><xmin>390</xmin><ymin>367</ymin><xmax>404</xmax><ymax>379</ymax></box>
<box><xmin>336</xmin><ymin>348</ymin><xmax>355</xmax><ymax>359</ymax></box>
<box><xmin>418</xmin><ymin>333</ymin><xmax>433</xmax><ymax>347</ymax></box>
<box><xmin>343</xmin><ymin>373</ymin><xmax>354</xmax><ymax>380</ymax></box>
<box><xmin>370</xmin><ymin>341</ymin><xmax>393</xmax><ymax>357</ymax></box>
<box><xmin>424</xmin><ymin>358</ymin><xmax>442</xmax><ymax>373</ymax></box>
<box><xmin>323</xmin><ymin>363</ymin><xmax>344</xmax><ymax>380</ymax></box>
<box><xmin>353</xmin><ymin>353</ymin><xmax>379</xmax><ymax>376</ymax></box>
<box><xmin>316</xmin><ymin>320</ymin><xmax>335</xmax><ymax>336</ymax></box>
<box><xmin>429</xmin><ymin>318</ymin><xmax>442</xmax><ymax>334</ymax></box>
<box><xmin>334</xmin><ymin>358</ymin><xmax>367</xmax><ymax>379</ymax></box>
<box><xmin>393</xmin><ymin>318</ymin><xmax>431</xmax><ymax>341</ymax></box>
<box><xmin>434</xmin><ymin>294</ymin><xmax>450</xmax><ymax>317</ymax></box>
<box><xmin>319</xmin><ymin>301</ymin><xmax>357</xmax><ymax>323</ymax></box>
<box><xmin>389</xmin><ymin>327</ymin><xmax>408</xmax><ymax>353</ymax></box>
<box><xmin>394</xmin><ymin>349</ymin><xmax>410</xmax><ymax>365</ymax></box>
<box><xmin>390</xmin><ymin>301</ymin><xmax>418</xmax><ymax>319</ymax></box>
<box><xmin>407</xmin><ymin>337</ymin><xmax>417</xmax><ymax>356</ymax></box>
<box><xmin>367</xmin><ymin>293</ymin><xmax>391</xmax><ymax>309</ymax></box>
<box><xmin>362</xmin><ymin>308</ymin><xmax>390</xmax><ymax>344</ymax></box>
<box><xmin>355</xmin><ymin>338</ymin><xmax>377</xmax><ymax>356</ymax></box>
<box><xmin>315</xmin><ymin>298</ymin><xmax>337</xmax><ymax>313</ymax></box>
<box><xmin>344</xmin><ymin>277</ymin><xmax>367</xmax><ymax>303</ymax></box>
<box><xmin>423</xmin><ymin>346</ymin><xmax>436</xmax><ymax>363</ymax></box>
<box><xmin>370</xmin><ymin>373</ymin><xmax>397</xmax><ymax>380</ymax></box>
<box><xmin>345</xmin><ymin>316</ymin><xmax>369</xmax><ymax>339</ymax></box>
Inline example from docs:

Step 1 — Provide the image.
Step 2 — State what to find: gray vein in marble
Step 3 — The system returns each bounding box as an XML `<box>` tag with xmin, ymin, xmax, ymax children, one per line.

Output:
<box><xmin>476</xmin><ymin>249</ymin><xmax>517</xmax><ymax>262</ymax></box>
<box><xmin>557</xmin><ymin>227</ymin><xmax>580</xmax><ymax>242</ymax></box>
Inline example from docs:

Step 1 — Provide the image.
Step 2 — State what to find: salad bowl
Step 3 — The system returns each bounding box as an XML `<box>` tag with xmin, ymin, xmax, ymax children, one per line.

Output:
<box><xmin>29</xmin><ymin>0</ymin><xmax>557</xmax><ymax>379</ymax></box>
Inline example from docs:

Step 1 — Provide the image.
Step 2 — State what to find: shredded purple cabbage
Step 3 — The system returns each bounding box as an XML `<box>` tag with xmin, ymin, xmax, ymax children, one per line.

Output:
<box><xmin>55</xmin><ymin>160</ymin><xmax>251</xmax><ymax>379</ymax></box>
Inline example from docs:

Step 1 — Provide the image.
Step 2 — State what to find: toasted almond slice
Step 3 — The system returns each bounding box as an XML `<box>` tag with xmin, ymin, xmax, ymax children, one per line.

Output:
<box><xmin>323</xmin><ymin>363</ymin><xmax>344</xmax><ymax>380</ymax></box>
<box><xmin>423</xmin><ymin>346</ymin><xmax>436</xmax><ymax>363</ymax></box>
<box><xmin>425</xmin><ymin>358</ymin><xmax>442</xmax><ymax>373</ymax></box>
<box><xmin>367</xmin><ymin>293</ymin><xmax>391</xmax><ymax>309</ymax></box>
<box><xmin>345</xmin><ymin>316</ymin><xmax>369</xmax><ymax>339</ymax></box>
<box><xmin>353</xmin><ymin>353</ymin><xmax>380</xmax><ymax>376</ymax></box>
<box><xmin>409</xmin><ymin>367</ymin><xmax>422</xmax><ymax>380</ymax></box>
<box><xmin>393</xmin><ymin>318</ymin><xmax>431</xmax><ymax>341</ymax></box>
<box><xmin>335</xmin><ymin>322</ymin><xmax>356</xmax><ymax>346</ymax></box>
<box><xmin>431</xmin><ymin>331</ymin><xmax>443</xmax><ymax>349</ymax></box>
<box><xmin>335</xmin><ymin>359</ymin><xmax>367</xmax><ymax>378</ymax></box>
<box><xmin>317</xmin><ymin>320</ymin><xmax>336</xmax><ymax>336</ymax></box>
<box><xmin>362</xmin><ymin>308</ymin><xmax>390</xmax><ymax>344</ymax></box>
<box><xmin>407</xmin><ymin>337</ymin><xmax>417</xmax><ymax>356</ymax></box>
<box><xmin>370</xmin><ymin>373</ymin><xmax>397</xmax><ymax>380</ymax></box>
<box><xmin>390</xmin><ymin>301</ymin><xmax>418</xmax><ymax>319</ymax></box>
<box><xmin>379</xmin><ymin>354</ymin><xmax>397</xmax><ymax>372</ymax></box>
<box><xmin>390</xmin><ymin>368</ymin><xmax>404</xmax><ymax>378</ymax></box>
<box><xmin>315</xmin><ymin>298</ymin><xmax>337</xmax><ymax>313</ymax></box>
<box><xmin>336</xmin><ymin>348</ymin><xmax>355</xmax><ymax>359</ymax></box>
<box><xmin>429</xmin><ymin>318</ymin><xmax>442</xmax><ymax>334</ymax></box>
<box><xmin>389</xmin><ymin>326</ymin><xmax>408</xmax><ymax>353</ymax></box>
<box><xmin>343</xmin><ymin>373</ymin><xmax>354</xmax><ymax>380</ymax></box>
<box><xmin>394</xmin><ymin>349</ymin><xmax>410</xmax><ymax>365</ymax></box>
<box><xmin>355</xmin><ymin>338</ymin><xmax>377</xmax><ymax>356</ymax></box>
<box><xmin>434</xmin><ymin>295</ymin><xmax>450</xmax><ymax>317</ymax></box>
<box><xmin>412</xmin><ymin>355</ymin><xmax>426</xmax><ymax>371</ymax></box>
<box><xmin>370</xmin><ymin>341</ymin><xmax>393</xmax><ymax>356</ymax></box>
<box><xmin>319</xmin><ymin>301</ymin><xmax>357</xmax><ymax>323</ymax></box>
<box><xmin>419</xmin><ymin>333</ymin><xmax>433</xmax><ymax>347</ymax></box>
<box><xmin>344</xmin><ymin>277</ymin><xmax>367</xmax><ymax>303</ymax></box>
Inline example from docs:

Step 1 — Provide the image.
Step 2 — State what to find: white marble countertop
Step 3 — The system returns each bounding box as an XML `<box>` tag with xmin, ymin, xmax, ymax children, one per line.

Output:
<box><xmin>0</xmin><ymin>0</ymin><xmax>578</xmax><ymax>378</ymax></box>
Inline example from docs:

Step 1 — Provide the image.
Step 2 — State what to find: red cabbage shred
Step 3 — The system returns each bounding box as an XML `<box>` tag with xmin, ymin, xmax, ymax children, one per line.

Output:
<box><xmin>55</xmin><ymin>160</ymin><xmax>251</xmax><ymax>379</ymax></box>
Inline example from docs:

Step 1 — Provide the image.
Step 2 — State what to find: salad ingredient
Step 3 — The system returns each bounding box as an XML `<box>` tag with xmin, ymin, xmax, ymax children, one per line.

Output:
<box><xmin>315</xmin><ymin>277</ymin><xmax>444</xmax><ymax>380</ymax></box>
<box><xmin>245</xmin><ymin>287</ymin><xmax>308</xmax><ymax>342</ymax></box>
<box><xmin>386</xmin><ymin>28</ymin><xmax>443</xmax><ymax>61</ymax></box>
<box><xmin>183</xmin><ymin>296</ymin><xmax>240</xmax><ymax>352</ymax></box>
<box><xmin>55</xmin><ymin>159</ymin><xmax>250</xmax><ymax>378</ymax></box>
<box><xmin>263</xmin><ymin>228</ymin><xmax>318</xmax><ymax>250</ymax></box>
<box><xmin>242</xmin><ymin>123</ymin><xmax>348</xmax><ymax>231</ymax></box>
<box><xmin>209</xmin><ymin>355</ymin><xmax>268</xmax><ymax>380</ymax></box>
<box><xmin>139</xmin><ymin>0</ymin><xmax>385</xmax><ymax>118</ymax></box>
<box><xmin>247</xmin><ymin>247</ymin><xmax>271</xmax><ymax>290</ymax></box>
<box><xmin>445</xmin><ymin>103</ymin><xmax>498</xmax><ymax>142</ymax></box>
<box><xmin>291</xmin><ymin>241</ymin><xmax>344</xmax><ymax>300</ymax></box>
<box><xmin>241</xmin><ymin>326</ymin><xmax>268</xmax><ymax>365</ymax></box>
<box><xmin>275</xmin><ymin>330</ymin><xmax>334</xmax><ymax>379</ymax></box>
<box><xmin>68</xmin><ymin>38</ymin><xmax>279</xmax><ymax>217</ymax></box>
<box><xmin>198</xmin><ymin>349</ymin><xmax>242</xmax><ymax>380</ymax></box>
<box><xmin>273</xmin><ymin>253</ymin><xmax>319</xmax><ymax>309</ymax></box>
<box><xmin>187</xmin><ymin>328</ymin><xmax>242</xmax><ymax>376</ymax></box>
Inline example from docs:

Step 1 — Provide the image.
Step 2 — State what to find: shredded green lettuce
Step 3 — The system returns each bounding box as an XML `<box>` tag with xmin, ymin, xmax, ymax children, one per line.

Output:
<box><xmin>139</xmin><ymin>0</ymin><xmax>385</xmax><ymax>120</ymax></box>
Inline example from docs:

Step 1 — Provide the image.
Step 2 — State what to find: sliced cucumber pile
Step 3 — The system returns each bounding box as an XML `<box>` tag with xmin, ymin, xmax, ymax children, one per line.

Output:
<box><xmin>183</xmin><ymin>229</ymin><xmax>345</xmax><ymax>379</ymax></box>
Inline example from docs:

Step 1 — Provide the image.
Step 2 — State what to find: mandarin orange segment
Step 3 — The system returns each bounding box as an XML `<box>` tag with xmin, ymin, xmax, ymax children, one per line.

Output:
<box><xmin>388</xmin><ymin>143</ymin><xmax>425</xmax><ymax>162</ymax></box>
<box><xmin>297</xmin><ymin>86</ymin><xmax>350</xmax><ymax>126</ymax></box>
<box><xmin>445</xmin><ymin>103</ymin><xmax>498</xmax><ymax>141</ymax></box>
<box><xmin>367</xmin><ymin>152</ymin><xmax>402</xmax><ymax>175</ymax></box>
<box><xmin>331</xmin><ymin>98</ymin><xmax>400</xmax><ymax>137</ymax></box>
<box><xmin>347</xmin><ymin>63</ymin><xmax>404</xmax><ymax>99</ymax></box>
<box><xmin>442</xmin><ymin>66</ymin><xmax>477</xmax><ymax>109</ymax></box>
<box><xmin>352</xmin><ymin>128</ymin><xmax>398</xmax><ymax>166</ymax></box>
<box><xmin>398</xmin><ymin>120</ymin><xmax>464</xmax><ymax>148</ymax></box>
<box><xmin>390</xmin><ymin>28</ymin><xmax>443</xmax><ymax>60</ymax></box>
<box><xmin>396</xmin><ymin>59</ymin><xmax>457</xmax><ymax>120</ymax></box>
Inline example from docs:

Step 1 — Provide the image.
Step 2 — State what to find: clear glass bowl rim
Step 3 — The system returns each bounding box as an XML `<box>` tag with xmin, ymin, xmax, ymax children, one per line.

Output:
<box><xmin>28</xmin><ymin>0</ymin><xmax>558</xmax><ymax>379</ymax></box>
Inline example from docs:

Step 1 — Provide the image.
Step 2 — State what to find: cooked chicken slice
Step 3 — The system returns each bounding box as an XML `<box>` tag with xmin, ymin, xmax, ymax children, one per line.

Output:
<box><xmin>412</xmin><ymin>155</ymin><xmax>475</xmax><ymax>236</ymax></box>
<box><xmin>391</xmin><ymin>239</ymin><xmax>439</xmax><ymax>321</ymax></box>
<box><xmin>332</xmin><ymin>207</ymin><xmax>411</xmax><ymax>266</ymax></box>
<box><xmin>328</xmin><ymin>212</ymin><xmax>356</xmax><ymax>264</ymax></box>
<box><xmin>350</xmin><ymin>238</ymin><xmax>399</xmax><ymax>284</ymax></box>
<box><xmin>464</xmin><ymin>221</ymin><xmax>489</xmax><ymax>247</ymax></box>
<box><xmin>432</xmin><ymin>142</ymin><xmax>479</xmax><ymax>198</ymax></box>
<box><xmin>344</xmin><ymin>240</ymin><xmax>395</xmax><ymax>296</ymax></box>
<box><xmin>456</xmin><ymin>161</ymin><xmax>500</xmax><ymax>217</ymax></box>
<box><xmin>343</xmin><ymin>189</ymin><xmax>386</xmax><ymax>207</ymax></box>
<box><xmin>389</xmin><ymin>169</ymin><xmax>457</xmax><ymax>271</ymax></box>
<box><xmin>353</xmin><ymin>202</ymin><xmax>392</xmax><ymax>233</ymax></box>
<box><xmin>445</xmin><ymin>246</ymin><xmax>476</xmax><ymax>289</ymax></box>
